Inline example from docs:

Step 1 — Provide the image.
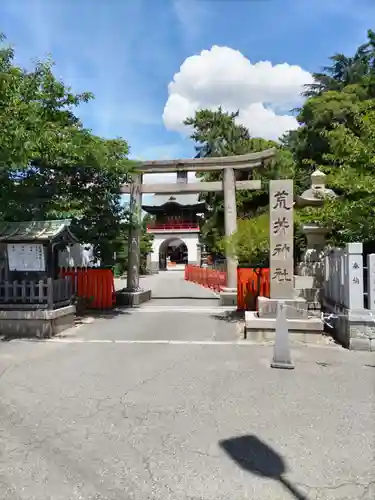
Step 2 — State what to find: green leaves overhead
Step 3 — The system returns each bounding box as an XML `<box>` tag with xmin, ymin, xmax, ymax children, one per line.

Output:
<box><xmin>286</xmin><ymin>28</ymin><xmax>375</xmax><ymax>245</ymax></box>
<box><xmin>184</xmin><ymin>107</ymin><xmax>294</xmax><ymax>258</ymax></box>
<box><xmin>0</xmin><ymin>33</ymin><xmax>135</xmax><ymax>265</ymax></box>
<box><xmin>187</xmin><ymin>28</ymin><xmax>375</xmax><ymax>261</ymax></box>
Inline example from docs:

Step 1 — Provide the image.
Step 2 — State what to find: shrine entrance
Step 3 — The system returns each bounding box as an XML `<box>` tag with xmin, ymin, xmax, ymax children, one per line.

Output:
<box><xmin>159</xmin><ymin>237</ymin><xmax>188</xmax><ymax>271</ymax></box>
<box><xmin>120</xmin><ymin>147</ymin><xmax>276</xmax><ymax>307</ymax></box>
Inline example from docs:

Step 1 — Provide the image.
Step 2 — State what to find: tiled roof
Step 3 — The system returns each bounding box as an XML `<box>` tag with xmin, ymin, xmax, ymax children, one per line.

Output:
<box><xmin>0</xmin><ymin>220</ymin><xmax>78</xmax><ymax>242</ymax></box>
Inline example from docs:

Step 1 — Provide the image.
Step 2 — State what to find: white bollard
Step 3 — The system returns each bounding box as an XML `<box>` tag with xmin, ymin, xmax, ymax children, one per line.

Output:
<box><xmin>271</xmin><ymin>301</ymin><xmax>295</xmax><ymax>369</ymax></box>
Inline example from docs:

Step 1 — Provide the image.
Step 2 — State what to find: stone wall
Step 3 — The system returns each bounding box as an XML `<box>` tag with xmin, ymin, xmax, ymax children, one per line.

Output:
<box><xmin>0</xmin><ymin>306</ymin><xmax>76</xmax><ymax>339</ymax></box>
<box><xmin>322</xmin><ymin>242</ymin><xmax>375</xmax><ymax>351</ymax></box>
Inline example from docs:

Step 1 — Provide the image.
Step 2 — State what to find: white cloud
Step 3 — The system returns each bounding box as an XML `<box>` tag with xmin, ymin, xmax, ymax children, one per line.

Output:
<box><xmin>163</xmin><ymin>45</ymin><xmax>314</xmax><ymax>141</ymax></box>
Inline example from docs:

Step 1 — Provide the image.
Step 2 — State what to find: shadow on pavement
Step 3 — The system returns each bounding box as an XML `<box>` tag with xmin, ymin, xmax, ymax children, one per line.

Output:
<box><xmin>81</xmin><ymin>309</ymin><xmax>131</xmax><ymax>319</ymax></box>
<box><xmin>219</xmin><ymin>435</ymin><xmax>309</xmax><ymax>500</ymax></box>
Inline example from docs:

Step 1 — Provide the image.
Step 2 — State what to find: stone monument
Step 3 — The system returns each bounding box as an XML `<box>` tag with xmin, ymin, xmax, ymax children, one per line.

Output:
<box><xmin>245</xmin><ymin>179</ymin><xmax>324</xmax><ymax>342</ymax></box>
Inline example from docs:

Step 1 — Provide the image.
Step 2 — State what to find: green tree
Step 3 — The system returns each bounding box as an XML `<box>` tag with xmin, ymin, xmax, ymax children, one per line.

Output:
<box><xmin>303</xmin><ymin>29</ymin><xmax>375</xmax><ymax>98</ymax></box>
<box><xmin>0</xmin><ymin>33</ymin><xmax>135</xmax><ymax>265</ymax></box>
<box><xmin>185</xmin><ymin>108</ymin><xmax>294</xmax><ymax>258</ymax></box>
<box><xmin>219</xmin><ymin>214</ymin><xmax>269</xmax><ymax>266</ymax></box>
<box><xmin>285</xmin><ymin>29</ymin><xmax>375</xmax><ymax>246</ymax></box>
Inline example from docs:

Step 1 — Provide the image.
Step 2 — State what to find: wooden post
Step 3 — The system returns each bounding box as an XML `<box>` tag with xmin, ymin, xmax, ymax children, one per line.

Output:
<box><xmin>47</xmin><ymin>277</ymin><xmax>54</xmax><ymax>309</ymax></box>
<box><xmin>21</xmin><ymin>279</ymin><xmax>26</xmax><ymax>300</ymax></box>
<box><xmin>38</xmin><ymin>279</ymin><xmax>44</xmax><ymax>304</ymax></box>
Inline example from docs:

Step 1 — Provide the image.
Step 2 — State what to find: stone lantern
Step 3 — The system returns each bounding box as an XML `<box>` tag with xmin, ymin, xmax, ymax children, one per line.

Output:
<box><xmin>294</xmin><ymin>170</ymin><xmax>336</xmax><ymax>311</ymax></box>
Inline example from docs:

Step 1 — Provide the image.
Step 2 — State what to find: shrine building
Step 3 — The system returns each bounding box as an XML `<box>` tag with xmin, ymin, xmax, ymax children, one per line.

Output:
<box><xmin>142</xmin><ymin>172</ymin><xmax>206</xmax><ymax>271</ymax></box>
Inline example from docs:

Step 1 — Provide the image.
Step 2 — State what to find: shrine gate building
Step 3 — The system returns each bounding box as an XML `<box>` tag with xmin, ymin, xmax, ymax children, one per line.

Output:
<box><xmin>142</xmin><ymin>172</ymin><xmax>205</xmax><ymax>271</ymax></box>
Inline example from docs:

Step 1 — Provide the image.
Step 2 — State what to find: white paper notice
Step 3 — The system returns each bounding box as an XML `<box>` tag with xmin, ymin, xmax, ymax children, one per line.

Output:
<box><xmin>7</xmin><ymin>243</ymin><xmax>45</xmax><ymax>271</ymax></box>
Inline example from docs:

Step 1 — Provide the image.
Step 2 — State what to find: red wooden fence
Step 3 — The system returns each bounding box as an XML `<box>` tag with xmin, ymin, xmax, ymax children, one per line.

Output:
<box><xmin>184</xmin><ymin>265</ymin><xmax>270</xmax><ymax>310</ymax></box>
<box><xmin>59</xmin><ymin>267</ymin><xmax>115</xmax><ymax>310</ymax></box>
<box><xmin>184</xmin><ymin>265</ymin><xmax>226</xmax><ymax>292</ymax></box>
<box><xmin>236</xmin><ymin>267</ymin><xmax>270</xmax><ymax>311</ymax></box>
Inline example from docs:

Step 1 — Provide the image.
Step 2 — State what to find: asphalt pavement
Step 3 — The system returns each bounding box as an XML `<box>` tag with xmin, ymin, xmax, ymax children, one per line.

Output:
<box><xmin>0</xmin><ymin>271</ymin><xmax>374</xmax><ymax>499</ymax></box>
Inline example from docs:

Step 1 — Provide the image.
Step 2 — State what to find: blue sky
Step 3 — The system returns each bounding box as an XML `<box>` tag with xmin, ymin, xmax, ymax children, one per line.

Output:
<box><xmin>1</xmin><ymin>0</ymin><xmax>374</xmax><ymax>192</ymax></box>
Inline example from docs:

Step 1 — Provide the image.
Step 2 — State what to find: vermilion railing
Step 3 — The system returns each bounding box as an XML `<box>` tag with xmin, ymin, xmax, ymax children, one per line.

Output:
<box><xmin>147</xmin><ymin>222</ymin><xmax>199</xmax><ymax>231</ymax></box>
<box><xmin>237</xmin><ymin>268</ymin><xmax>270</xmax><ymax>311</ymax></box>
<box><xmin>184</xmin><ymin>265</ymin><xmax>226</xmax><ymax>292</ymax></box>
<box><xmin>184</xmin><ymin>265</ymin><xmax>270</xmax><ymax>310</ymax></box>
<box><xmin>59</xmin><ymin>267</ymin><xmax>116</xmax><ymax>310</ymax></box>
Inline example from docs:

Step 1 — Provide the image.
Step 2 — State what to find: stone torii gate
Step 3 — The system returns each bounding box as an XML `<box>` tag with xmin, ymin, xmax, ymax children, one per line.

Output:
<box><xmin>120</xmin><ymin>148</ymin><xmax>276</xmax><ymax>306</ymax></box>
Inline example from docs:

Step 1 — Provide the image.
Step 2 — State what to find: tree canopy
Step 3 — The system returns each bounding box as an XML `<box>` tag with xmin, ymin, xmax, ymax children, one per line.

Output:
<box><xmin>0</xmin><ymin>33</ymin><xmax>135</xmax><ymax>265</ymax></box>
<box><xmin>184</xmin><ymin>108</ymin><xmax>294</xmax><ymax>263</ymax></box>
<box><xmin>286</xmin><ymin>29</ymin><xmax>375</xmax><ymax>245</ymax></box>
<box><xmin>186</xmin><ymin>28</ymin><xmax>375</xmax><ymax>263</ymax></box>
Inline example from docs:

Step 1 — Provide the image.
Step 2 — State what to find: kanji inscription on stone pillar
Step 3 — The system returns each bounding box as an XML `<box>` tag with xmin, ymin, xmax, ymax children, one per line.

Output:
<box><xmin>269</xmin><ymin>180</ymin><xmax>294</xmax><ymax>299</ymax></box>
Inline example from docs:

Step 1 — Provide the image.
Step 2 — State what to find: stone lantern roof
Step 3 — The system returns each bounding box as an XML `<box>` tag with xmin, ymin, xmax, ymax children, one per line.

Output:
<box><xmin>296</xmin><ymin>169</ymin><xmax>337</xmax><ymax>207</ymax></box>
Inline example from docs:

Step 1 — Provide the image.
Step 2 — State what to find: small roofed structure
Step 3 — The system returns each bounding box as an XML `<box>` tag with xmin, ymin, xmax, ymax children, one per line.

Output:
<box><xmin>0</xmin><ymin>219</ymin><xmax>78</xmax><ymax>279</ymax></box>
<box><xmin>0</xmin><ymin>220</ymin><xmax>78</xmax><ymax>312</ymax></box>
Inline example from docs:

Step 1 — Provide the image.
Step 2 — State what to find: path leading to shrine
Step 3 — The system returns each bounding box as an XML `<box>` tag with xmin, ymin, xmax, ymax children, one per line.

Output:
<box><xmin>116</xmin><ymin>269</ymin><xmax>222</xmax><ymax>307</ymax></box>
<box><xmin>104</xmin><ymin>270</ymin><xmax>239</xmax><ymax>343</ymax></box>
<box><xmin>0</xmin><ymin>271</ymin><xmax>374</xmax><ymax>499</ymax></box>
<box><xmin>137</xmin><ymin>269</ymin><xmax>223</xmax><ymax>308</ymax></box>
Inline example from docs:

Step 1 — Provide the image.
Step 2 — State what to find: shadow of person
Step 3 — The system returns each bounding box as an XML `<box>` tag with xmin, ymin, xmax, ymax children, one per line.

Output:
<box><xmin>219</xmin><ymin>435</ymin><xmax>309</xmax><ymax>500</ymax></box>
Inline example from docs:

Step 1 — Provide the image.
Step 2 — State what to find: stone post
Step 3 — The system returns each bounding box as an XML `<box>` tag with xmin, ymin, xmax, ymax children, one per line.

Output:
<box><xmin>223</xmin><ymin>166</ymin><xmax>238</xmax><ymax>290</ymax></box>
<box><xmin>126</xmin><ymin>173</ymin><xmax>142</xmax><ymax>291</ymax></box>
<box><xmin>196</xmin><ymin>243</ymin><xmax>202</xmax><ymax>267</ymax></box>
<box><xmin>269</xmin><ymin>179</ymin><xmax>294</xmax><ymax>299</ymax></box>
<box><xmin>367</xmin><ymin>253</ymin><xmax>375</xmax><ymax>311</ymax></box>
<box><xmin>344</xmin><ymin>242</ymin><xmax>364</xmax><ymax>309</ymax></box>
<box><xmin>257</xmin><ymin>179</ymin><xmax>309</xmax><ymax>319</ymax></box>
<box><xmin>201</xmin><ymin>245</ymin><xmax>208</xmax><ymax>268</ymax></box>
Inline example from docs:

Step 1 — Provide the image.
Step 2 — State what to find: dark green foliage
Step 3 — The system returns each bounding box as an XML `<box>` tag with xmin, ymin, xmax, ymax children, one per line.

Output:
<box><xmin>0</xmin><ymin>33</ymin><xmax>135</xmax><ymax>265</ymax></box>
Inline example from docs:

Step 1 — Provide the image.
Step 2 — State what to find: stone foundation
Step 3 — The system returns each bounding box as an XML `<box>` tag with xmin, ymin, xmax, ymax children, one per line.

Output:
<box><xmin>257</xmin><ymin>296</ymin><xmax>308</xmax><ymax>319</ymax></box>
<box><xmin>0</xmin><ymin>305</ymin><xmax>76</xmax><ymax>339</ymax></box>
<box><xmin>245</xmin><ymin>311</ymin><xmax>324</xmax><ymax>343</ymax></box>
<box><xmin>322</xmin><ymin>300</ymin><xmax>375</xmax><ymax>351</ymax></box>
<box><xmin>219</xmin><ymin>288</ymin><xmax>237</xmax><ymax>306</ymax></box>
<box><xmin>116</xmin><ymin>289</ymin><xmax>152</xmax><ymax>308</ymax></box>
<box><xmin>294</xmin><ymin>275</ymin><xmax>322</xmax><ymax>317</ymax></box>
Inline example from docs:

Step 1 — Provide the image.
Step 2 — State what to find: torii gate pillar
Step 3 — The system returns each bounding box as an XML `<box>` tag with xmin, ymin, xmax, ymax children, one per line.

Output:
<box><xmin>220</xmin><ymin>166</ymin><xmax>239</xmax><ymax>305</ymax></box>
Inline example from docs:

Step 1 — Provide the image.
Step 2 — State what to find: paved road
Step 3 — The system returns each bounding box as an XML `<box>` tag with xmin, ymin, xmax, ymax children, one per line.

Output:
<box><xmin>1</xmin><ymin>272</ymin><xmax>374</xmax><ymax>499</ymax></box>
<box><xmin>115</xmin><ymin>270</ymin><xmax>223</xmax><ymax>307</ymax></box>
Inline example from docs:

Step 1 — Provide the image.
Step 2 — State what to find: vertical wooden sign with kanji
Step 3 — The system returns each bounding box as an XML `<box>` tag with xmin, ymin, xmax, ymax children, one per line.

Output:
<box><xmin>269</xmin><ymin>180</ymin><xmax>294</xmax><ymax>299</ymax></box>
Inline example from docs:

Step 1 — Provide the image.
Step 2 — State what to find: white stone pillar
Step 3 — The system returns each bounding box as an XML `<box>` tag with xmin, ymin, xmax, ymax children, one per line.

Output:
<box><xmin>126</xmin><ymin>174</ymin><xmax>142</xmax><ymax>291</ymax></box>
<box><xmin>367</xmin><ymin>253</ymin><xmax>375</xmax><ymax>311</ymax></box>
<box><xmin>344</xmin><ymin>242</ymin><xmax>364</xmax><ymax>309</ymax></box>
<box><xmin>223</xmin><ymin>167</ymin><xmax>238</xmax><ymax>289</ymax></box>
